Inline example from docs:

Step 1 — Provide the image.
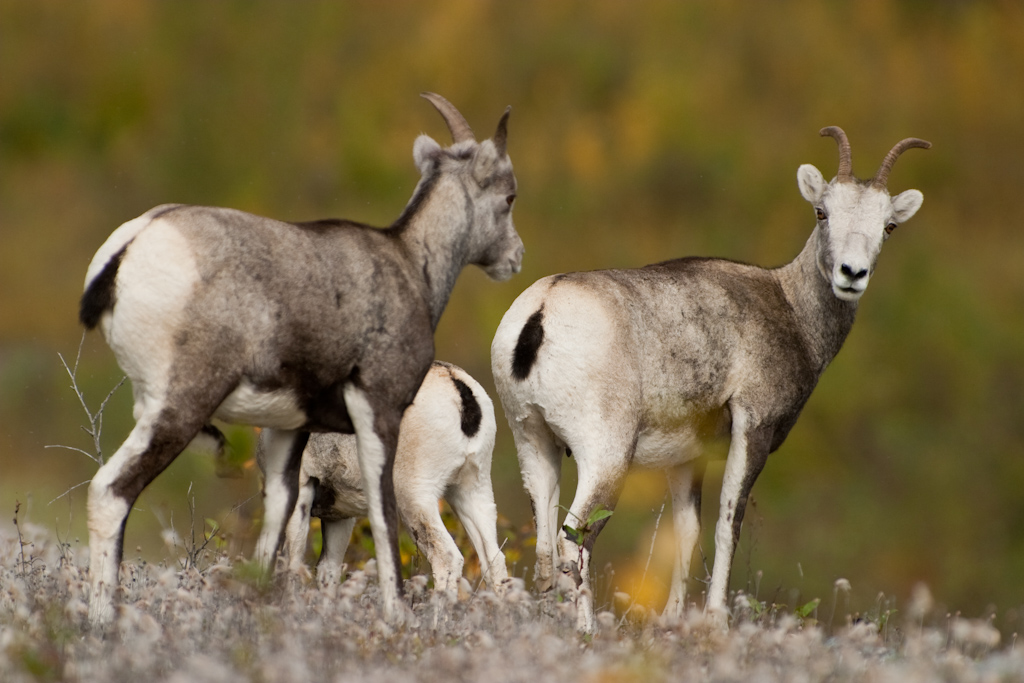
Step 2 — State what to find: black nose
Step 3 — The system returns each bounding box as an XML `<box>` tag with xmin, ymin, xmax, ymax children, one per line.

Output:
<box><xmin>840</xmin><ymin>263</ymin><xmax>868</xmax><ymax>280</ymax></box>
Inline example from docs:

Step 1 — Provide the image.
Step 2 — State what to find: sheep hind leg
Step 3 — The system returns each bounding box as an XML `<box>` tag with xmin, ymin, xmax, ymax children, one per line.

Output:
<box><xmin>557</xmin><ymin>443</ymin><xmax>630</xmax><ymax>633</ymax></box>
<box><xmin>509</xmin><ymin>414</ymin><xmax>562</xmax><ymax>592</ymax></box>
<box><xmin>87</xmin><ymin>400</ymin><xmax>213</xmax><ymax>624</ymax></box>
<box><xmin>446</xmin><ymin>473</ymin><xmax>510</xmax><ymax>593</ymax></box>
<box><xmin>400</xmin><ymin>497</ymin><xmax>464</xmax><ymax>594</ymax></box>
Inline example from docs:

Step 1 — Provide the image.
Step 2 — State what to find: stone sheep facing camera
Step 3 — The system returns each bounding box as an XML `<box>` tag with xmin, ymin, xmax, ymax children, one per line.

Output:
<box><xmin>491</xmin><ymin>127</ymin><xmax>929</xmax><ymax>632</ymax></box>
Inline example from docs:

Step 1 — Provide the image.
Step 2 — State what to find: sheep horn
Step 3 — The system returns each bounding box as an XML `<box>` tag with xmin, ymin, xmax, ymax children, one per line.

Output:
<box><xmin>820</xmin><ymin>126</ymin><xmax>854</xmax><ymax>183</ymax></box>
<box><xmin>421</xmin><ymin>92</ymin><xmax>475</xmax><ymax>144</ymax></box>
<box><xmin>872</xmin><ymin>137</ymin><xmax>932</xmax><ymax>189</ymax></box>
<box><xmin>493</xmin><ymin>106</ymin><xmax>511</xmax><ymax>157</ymax></box>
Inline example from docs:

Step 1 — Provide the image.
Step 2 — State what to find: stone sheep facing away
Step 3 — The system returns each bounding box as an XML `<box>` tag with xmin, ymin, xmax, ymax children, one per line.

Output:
<box><xmin>80</xmin><ymin>92</ymin><xmax>521</xmax><ymax>624</ymax></box>
<box><xmin>258</xmin><ymin>361</ymin><xmax>510</xmax><ymax>593</ymax></box>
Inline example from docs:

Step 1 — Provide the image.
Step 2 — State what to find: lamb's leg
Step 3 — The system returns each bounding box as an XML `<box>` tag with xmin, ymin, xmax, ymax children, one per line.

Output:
<box><xmin>400</xmin><ymin>496</ymin><xmax>464</xmax><ymax>594</ymax></box>
<box><xmin>664</xmin><ymin>459</ymin><xmax>707</xmax><ymax>619</ymax></box>
<box><xmin>447</xmin><ymin>466</ymin><xmax>509</xmax><ymax>592</ymax></box>
<box><xmin>87</xmin><ymin>401</ymin><xmax>209</xmax><ymax>624</ymax></box>
<box><xmin>317</xmin><ymin>517</ymin><xmax>355</xmax><ymax>588</ymax></box>
<box><xmin>282</xmin><ymin>474</ymin><xmax>316</xmax><ymax>574</ymax></box>
<box><xmin>706</xmin><ymin>405</ymin><xmax>771</xmax><ymax>625</ymax></box>
<box><xmin>510</xmin><ymin>415</ymin><xmax>562</xmax><ymax>591</ymax></box>
<box><xmin>343</xmin><ymin>384</ymin><xmax>404</xmax><ymax>623</ymax></box>
<box><xmin>253</xmin><ymin>429</ymin><xmax>309</xmax><ymax>569</ymax></box>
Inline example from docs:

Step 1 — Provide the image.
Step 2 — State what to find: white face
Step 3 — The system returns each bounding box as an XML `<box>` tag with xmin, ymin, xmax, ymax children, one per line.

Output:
<box><xmin>797</xmin><ymin>165</ymin><xmax>924</xmax><ymax>302</ymax></box>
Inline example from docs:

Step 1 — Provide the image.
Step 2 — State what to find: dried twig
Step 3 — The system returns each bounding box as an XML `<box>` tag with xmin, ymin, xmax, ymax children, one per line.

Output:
<box><xmin>13</xmin><ymin>501</ymin><xmax>43</xmax><ymax>584</ymax></box>
<box><xmin>45</xmin><ymin>331</ymin><xmax>126</xmax><ymax>467</ymax></box>
<box><xmin>618</xmin><ymin>496</ymin><xmax>666</xmax><ymax>628</ymax></box>
<box><xmin>45</xmin><ymin>332</ymin><xmax>127</xmax><ymax>505</ymax></box>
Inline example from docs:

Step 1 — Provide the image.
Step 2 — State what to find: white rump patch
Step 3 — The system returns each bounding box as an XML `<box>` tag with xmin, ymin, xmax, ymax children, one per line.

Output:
<box><xmin>85</xmin><ymin>205</ymin><xmax>184</xmax><ymax>289</ymax></box>
<box><xmin>214</xmin><ymin>381</ymin><xmax>307</xmax><ymax>429</ymax></box>
<box><xmin>85</xmin><ymin>214</ymin><xmax>152</xmax><ymax>288</ymax></box>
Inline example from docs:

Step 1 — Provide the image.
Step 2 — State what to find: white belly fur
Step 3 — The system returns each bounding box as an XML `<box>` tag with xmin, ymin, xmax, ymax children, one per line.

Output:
<box><xmin>632</xmin><ymin>428</ymin><xmax>705</xmax><ymax>470</ymax></box>
<box><xmin>214</xmin><ymin>381</ymin><xmax>307</xmax><ymax>429</ymax></box>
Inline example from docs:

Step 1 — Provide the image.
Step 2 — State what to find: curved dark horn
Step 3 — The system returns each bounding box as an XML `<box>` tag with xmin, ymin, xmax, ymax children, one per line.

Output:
<box><xmin>871</xmin><ymin>137</ymin><xmax>932</xmax><ymax>189</ymax></box>
<box><xmin>820</xmin><ymin>126</ymin><xmax>854</xmax><ymax>182</ymax></box>
<box><xmin>420</xmin><ymin>92</ymin><xmax>475</xmax><ymax>144</ymax></box>
<box><xmin>493</xmin><ymin>106</ymin><xmax>511</xmax><ymax>157</ymax></box>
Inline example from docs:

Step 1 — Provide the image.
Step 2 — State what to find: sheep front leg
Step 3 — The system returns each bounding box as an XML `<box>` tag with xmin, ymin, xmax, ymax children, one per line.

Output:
<box><xmin>706</xmin><ymin>406</ymin><xmax>771</xmax><ymax>626</ymax></box>
<box><xmin>664</xmin><ymin>459</ymin><xmax>706</xmax><ymax>620</ymax></box>
<box><xmin>343</xmin><ymin>385</ymin><xmax>404</xmax><ymax>623</ymax></box>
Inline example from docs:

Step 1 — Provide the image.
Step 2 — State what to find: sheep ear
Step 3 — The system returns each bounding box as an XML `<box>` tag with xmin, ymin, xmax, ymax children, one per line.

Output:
<box><xmin>892</xmin><ymin>189</ymin><xmax>924</xmax><ymax>223</ymax></box>
<box><xmin>471</xmin><ymin>139</ymin><xmax>500</xmax><ymax>185</ymax></box>
<box><xmin>413</xmin><ymin>134</ymin><xmax>442</xmax><ymax>174</ymax></box>
<box><xmin>797</xmin><ymin>164</ymin><xmax>827</xmax><ymax>203</ymax></box>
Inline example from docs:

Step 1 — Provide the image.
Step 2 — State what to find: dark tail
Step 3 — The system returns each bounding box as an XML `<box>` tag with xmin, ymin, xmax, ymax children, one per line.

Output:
<box><xmin>79</xmin><ymin>244</ymin><xmax>128</xmax><ymax>329</ymax></box>
<box><xmin>511</xmin><ymin>307</ymin><xmax>545</xmax><ymax>381</ymax></box>
<box><xmin>451</xmin><ymin>377</ymin><xmax>483</xmax><ymax>437</ymax></box>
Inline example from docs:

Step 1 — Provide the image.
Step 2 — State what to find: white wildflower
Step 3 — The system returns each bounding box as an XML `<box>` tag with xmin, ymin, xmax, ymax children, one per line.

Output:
<box><xmin>160</xmin><ymin>528</ymin><xmax>181</xmax><ymax>551</ymax></box>
<box><xmin>907</xmin><ymin>582</ymin><xmax>934</xmax><ymax>620</ymax></box>
<box><xmin>951</xmin><ymin>617</ymin><xmax>1000</xmax><ymax>650</ymax></box>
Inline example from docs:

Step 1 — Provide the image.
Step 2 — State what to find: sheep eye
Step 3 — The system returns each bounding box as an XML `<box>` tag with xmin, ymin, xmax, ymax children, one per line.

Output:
<box><xmin>885</xmin><ymin>222</ymin><xmax>897</xmax><ymax>235</ymax></box>
<box><xmin>815</xmin><ymin>208</ymin><xmax>827</xmax><ymax>221</ymax></box>
<box><xmin>506</xmin><ymin>194</ymin><xmax>516</xmax><ymax>207</ymax></box>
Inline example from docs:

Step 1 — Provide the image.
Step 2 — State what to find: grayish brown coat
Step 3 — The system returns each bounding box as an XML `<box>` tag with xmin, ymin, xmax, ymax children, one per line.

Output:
<box><xmin>491</xmin><ymin>127</ymin><xmax>928</xmax><ymax>631</ymax></box>
<box><xmin>81</xmin><ymin>94</ymin><xmax>522</xmax><ymax>624</ymax></box>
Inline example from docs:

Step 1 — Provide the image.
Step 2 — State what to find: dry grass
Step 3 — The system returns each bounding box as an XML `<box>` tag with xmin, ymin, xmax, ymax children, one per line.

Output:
<box><xmin>1</xmin><ymin>522</ymin><xmax>1021</xmax><ymax>683</ymax></box>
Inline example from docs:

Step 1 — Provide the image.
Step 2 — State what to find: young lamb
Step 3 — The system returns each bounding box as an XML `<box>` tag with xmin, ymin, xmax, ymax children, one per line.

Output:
<box><xmin>80</xmin><ymin>93</ymin><xmax>522</xmax><ymax>624</ymax></box>
<box><xmin>258</xmin><ymin>361</ymin><xmax>509</xmax><ymax>593</ymax></box>
<box><xmin>491</xmin><ymin>127</ymin><xmax>928</xmax><ymax>631</ymax></box>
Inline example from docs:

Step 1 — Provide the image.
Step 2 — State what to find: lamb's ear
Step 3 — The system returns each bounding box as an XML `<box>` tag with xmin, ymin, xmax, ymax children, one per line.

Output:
<box><xmin>892</xmin><ymin>189</ymin><xmax>924</xmax><ymax>223</ymax></box>
<box><xmin>413</xmin><ymin>134</ymin><xmax>443</xmax><ymax>174</ymax></box>
<box><xmin>471</xmin><ymin>139</ymin><xmax>500</xmax><ymax>186</ymax></box>
<box><xmin>797</xmin><ymin>164</ymin><xmax>827</xmax><ymax>203</ymax></box>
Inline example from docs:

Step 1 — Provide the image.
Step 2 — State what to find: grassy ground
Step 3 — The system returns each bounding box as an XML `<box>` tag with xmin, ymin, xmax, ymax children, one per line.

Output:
<box><xmin>1</xmin><ymin>523</ymin><xmax>1019</xmax><ymax>683</ymax></box>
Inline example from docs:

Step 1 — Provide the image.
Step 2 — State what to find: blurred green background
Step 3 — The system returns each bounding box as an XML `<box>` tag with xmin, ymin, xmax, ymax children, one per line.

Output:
<box><xmin>2</xmin><ymin>0</ymin><xmax>1023</xmax><ymax>628</ymax></box>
